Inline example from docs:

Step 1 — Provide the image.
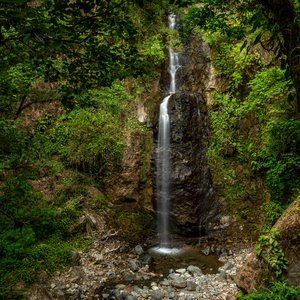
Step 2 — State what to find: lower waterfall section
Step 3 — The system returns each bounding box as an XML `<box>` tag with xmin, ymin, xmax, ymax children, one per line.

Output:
<box><xmin>156</xmin><ymin>95</ymin><xmax>171</xmax><ymax>247</ymax></box>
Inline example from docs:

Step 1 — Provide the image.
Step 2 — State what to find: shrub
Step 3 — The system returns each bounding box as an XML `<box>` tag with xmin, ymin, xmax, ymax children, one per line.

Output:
<box><xmin>74</xmin><ymin>82</ymin><xmax>132</xmax><ymax>115</ymax></box>
<box><xmin>237</xmin><ymin>281</ymin><xmax>300</xmax><ymax>300</ymax></box>
<box><xmin>261</xmin><ymin>201</ymin><xmax>285</xmax><ymax>229</ymax></box>
<box><xmin>65</xmin><ymin>109</ymin><xmax>124</xmax><ymax>175</ymax></box>
<box><xmin>256</xmin><ymin>228</ymin><xmax>288</xmax><ymax>277</ymax></box>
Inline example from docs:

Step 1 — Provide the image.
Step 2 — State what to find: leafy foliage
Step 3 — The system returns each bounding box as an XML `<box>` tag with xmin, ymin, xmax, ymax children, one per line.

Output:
<box><xmin>256</xmin><ymin>229</ymin><xmax>288</xmax><ymax>277</ymax></box>
<box><xmin>213</xmin><ymin>43</ymin><xmax>258</xmax><ymax>93</ymax></box>
<box><xmin>74</xmin><ymin>82</ymin><xmax>132</xmax><ymax>114</ymax></box>
<box><xmin>261</xmin><ymin>202</ymin><xmax>285</xmax><ymax>229</ymax></box>
<box><xmin>0</xmin><ymin>176</ymin><xmax>56</xmax><ymax>238</ymax></box>
<box><xmin>65</xmin><ymin>109</ymin><xmax>124</xmax><ymax>175</ymax></box>
<box><xmin>208</xmin><ymin>65</ymin><xmax>299</xmax><ymax>207</ymax></box>
<box><xmin>237</xmin><ymin>281</ymin><xmax>300</xmax><ymax>300</ymax></box>
<box><xmin>0</xmin><ymin>174</ymin><xmax>89</xmax><ymax>297</ymax></box>
<box><xmin>0</xmin><ymin>120</ymin><xmax>30</xmax><ymax>171</ymax></box>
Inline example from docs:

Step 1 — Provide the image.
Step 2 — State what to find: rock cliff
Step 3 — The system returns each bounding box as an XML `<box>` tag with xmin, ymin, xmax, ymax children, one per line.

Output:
<box><xmin>162</xmin><ymin>35</ymin><xmax>218</xmax><ymax>235</ymax></box>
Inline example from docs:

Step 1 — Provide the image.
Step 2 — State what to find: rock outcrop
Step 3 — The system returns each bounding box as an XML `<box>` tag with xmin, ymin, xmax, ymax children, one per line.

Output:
<box><xmin>159</xmin><ymin>35</ymin><xmax>218</xmax><ymax>234</ymax></box>
<box><xmin>274</xmin><ymin>198</ymin><xmax>300</xmax><ymax>286</ymax></box>
<box><xmin>105</xmin><ymin>128</ymin><xmax>154</xmax><ymax>213</ymax></box>
<box><xmin>105</xmin><ymin>80</ymin><xmax>162</xmax><ymax>213</ymax></box>
<box><xmin>168</xmin><ymin>92</ymin><xmax>216</xmax><ymax>234</ymax></box>
<box><xmin>234</xmin><ymin>197</ymin><xmax>300</xmax><ymax>292</ymax></box>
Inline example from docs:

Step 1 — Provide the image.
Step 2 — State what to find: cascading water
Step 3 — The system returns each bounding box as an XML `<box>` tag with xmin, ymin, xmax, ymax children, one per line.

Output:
<box><xmin>155</xmin><ymin>14</ymin><xmax>181</xmax><ymax>253</ymax></box>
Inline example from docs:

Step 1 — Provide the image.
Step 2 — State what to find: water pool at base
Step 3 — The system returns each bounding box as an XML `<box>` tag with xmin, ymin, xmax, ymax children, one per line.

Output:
<box><xmin>148</xmin><ymin>245</ymin><xmax>223</xmax><ymax>275</ymax></box>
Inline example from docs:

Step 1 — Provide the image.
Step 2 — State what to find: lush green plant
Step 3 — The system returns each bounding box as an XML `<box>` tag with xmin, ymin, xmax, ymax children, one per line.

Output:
<box><xmin>0</xmin><ymin>173</ymin><xmax>91</xmax><ymax>297</ymax></box>
<box><xmin>0</xmin><ymin>234</ymin><xmax>88</xmax><ymax>298</ymax></box>
<box><xmin>213</xmin><ymin>43</ymin><xmax>258</xmax><ymax>93</ymax></box>
<box><xmin>0</xmin><ymin>176</ymin><xmax>56</xmax><ymax>237</ymax></box>
<box><xmin>256</xmin><ymin>228</ymin><xmax>288</xmax><ymax>277</ymax></box>
<box><xmin>207</xmin><ymin>65</ymin><xmax>299</xmax><ymax>206</ymax></box>
<box><xmin>138</xmin><ymin>35</ymin><xmax>165</xmax><ymax>67</ymax></box>
<box><xmin>237</xmin><ymin>281</ymin><xmax>300</xmax><ymax>300</ymax></box>
<box><xmin>74</xmin><ymin>82</ymin><xmax>132</xmax><ymax>115</ymax></box>
<box><xmin>64</xmin><ymin>109</ymin><xmax>124</xmax><ymax>175</ymax></box>
<box><xmin>261</xmin><ymin>202</ymin><xmax>285</xmax><ymax>229</ymax></box>
<box><xmin>0</xmin><ymin>120</ymin><xmax>30</xmax><ymax>171</ymax></box>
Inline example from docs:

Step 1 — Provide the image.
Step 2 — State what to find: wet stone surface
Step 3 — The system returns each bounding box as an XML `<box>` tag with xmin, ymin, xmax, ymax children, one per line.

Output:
<box><xmin>29</xmin><ymin>240</ymin><xmax>252</xmax><ymax>300</ymax></box>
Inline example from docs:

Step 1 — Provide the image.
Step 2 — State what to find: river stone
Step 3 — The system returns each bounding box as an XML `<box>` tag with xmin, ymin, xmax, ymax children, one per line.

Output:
<box><xmin>122</xmin><ymin>270</ymin><xmax>135</xmax><ymax>282</ymax></box>
<box><xmin>92</xmin><ymin>253</ymin><xmax>104</xmax><ymax>264</ymax></box>
<box><xmin>186</xmin><ymin>279</ymin><xmax>197</xmax><ymax>291</ymax></box>
<box><xmin>55</xmin><ymin>289</ymin><xmax>66</xmax><ymax>300</ymax></box>
<box><xmin>150</xmin><ymin>290</ymin><xmax>164</xmax><ymax>300</ymax></box>
<box><xmin>219</xmin><ymin>247</ymin><xmax>230</xmax><ymax>258</ymax></box>
<box><xmin>187</xmin><ymin>265</ymin><xmax>203</xmax><ymax>276</ymax></box>
<box><xmin>168</xmin><ymin>272</ymin><xmax>180</xmax><ymax>280</ymax></box>
<box><xmin>134</xmin><ymin>245</ymin><xmax>144</xmax><ymax>255</ymax></box>
<box><xmin>116</xmin><ymin>284</ymin><xmax>126</xmax><ymax>290</ymax></box>
<box><xmin>201</xmin><ymin>246</ymin><xmax>210</xmax><ymax>256</ymax></box>
<box><xmin>221</xmin><ymin>261</ymin><xmax>234</xmax><ymax>271</ymax></box>
<box><xmin>161</xmin><ymin>279</ymin><xmax>170</xmax><ymax>286</ymax></box>
<box><xmin>129</xmin><ymin>260</ymin><xmax>139</xmax><ymax>272</ymax></box>
<box><xmin>108</xmin><ymin>272</ymin><xmax>116</xmax><ymax>281</ymax></box>
<box><xmin>176</xmin><ymin>268</ymin><xmax>186</xmax><ymax>274</ymax></box>
<box><xmin>139</xmin><ymin>253</ymin><xmax>153</xmax><ymax>265</ymax></box>
<box><xmin>171</xmin><ymin>277</ymin><xmax>187</xmax><ymax>288</ymax></box>
<box><xmin>234</xmin><ymin>253</ymin><xmax>264</xmax><ymax>292</ymax></box>
<box><xmin>114</xmin><ymin>290</ymin><xmax>123</xmax><ymax>300</ymax></box>
<box><xmin>133</xmin><ymin>286</ymin><xmax>142</xmax><ymax>293</ymax></box>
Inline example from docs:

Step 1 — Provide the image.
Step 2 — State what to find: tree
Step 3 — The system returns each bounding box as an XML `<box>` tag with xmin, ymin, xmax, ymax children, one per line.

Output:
<box><xmin>0</xmin><ymin>0</ymin><xmax>168</xmax><ymax>116</ymax></box>
<box><xmin>258</xmin><ymin>0</ymin><xmax>300</xmax><ymax>112</ymax></box>
<box><xmin>181</xmin><ymin>0</ymin><xmax>300</xmax><ymax>113</ymax></box>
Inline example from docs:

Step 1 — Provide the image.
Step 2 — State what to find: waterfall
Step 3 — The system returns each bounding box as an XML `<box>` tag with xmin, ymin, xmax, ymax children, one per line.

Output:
<box><xmin>156</xmin><ymin>14</ymin><xmax>181</xmax><ymax>250</ymax></box>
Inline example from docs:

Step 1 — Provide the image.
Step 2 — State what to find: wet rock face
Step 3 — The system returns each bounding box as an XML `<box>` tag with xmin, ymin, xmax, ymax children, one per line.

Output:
<box><xmin>105</xmin><ymin>130</ymin><xmax>154</xmax><ymax>212</ymax></box>
<box><xmin>168</xmin><ymin>92</ymin><xmax>216</xmax><ymax>235</ymax></box>
<box><xmin>151</xmin><ymin>35</ymin><xmax>219</xmax><ymax>235</ymax></box>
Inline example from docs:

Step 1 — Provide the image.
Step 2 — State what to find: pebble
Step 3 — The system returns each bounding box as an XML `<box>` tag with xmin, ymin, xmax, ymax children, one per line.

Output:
<box><xmin>129</xmin><ymin>260</ymin><xmax>139</xmax><ymax>272</ymax></box>
<box><xmin>186</xmin><ymin>279</ymin><xmax>197</xmax><ymax>291</ymax></box>
<box><xmin>41</xmin><ymin>238</ymin><xmax>251</xmax><ymax>300</ymax></box>
<box><xmin>161</xmin><ymin>279</ymin><xmax>170</xmax><ymax>286</ymax></box>
<box><xmin>171</xmin><ymin>277</ymin><xmax>187</xmax><ymax>288</ymax></box>
<box><xmin>134</xmin><ymin>245</ymin><xmax>144</xmax><ymax>255</ymax></box>
<box><xmin>176</xmin><ymin>268</ymin><xmax>186</xmax><ymax>274</ymax></box>
<box><xmin>187</xmin><ymin>265</ymin><xmax>203</xmax><ymax>276</ymax></box>
<box><xmin>201</xmin><ymin>246</ymin><xmax>210</xmax><ymax>256</ymax></box>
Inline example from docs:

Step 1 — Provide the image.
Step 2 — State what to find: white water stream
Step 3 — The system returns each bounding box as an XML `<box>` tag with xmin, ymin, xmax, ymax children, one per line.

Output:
<box><xmin>155</xmin><ymin>14</ymin><xmax>181</xmax><ymax>253</ymax></box>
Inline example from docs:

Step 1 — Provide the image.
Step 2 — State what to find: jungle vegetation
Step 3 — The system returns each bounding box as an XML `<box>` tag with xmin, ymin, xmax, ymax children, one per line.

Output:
<box><xmin>0</xmin><ymin>0</ymin><xmax>299</xmax><ymax>298</ymax></box>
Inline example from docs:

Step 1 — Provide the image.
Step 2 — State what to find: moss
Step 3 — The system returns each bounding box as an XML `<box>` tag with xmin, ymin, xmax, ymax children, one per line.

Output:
<box><xmin>140</xmin><ymin>129</ymin><xmax>154</xmax><ymax>183</ymax></box>
<box><xmin>113</xmin><ymin>211</ymin><xmax>155</xmax><ymax>244</ymax></box>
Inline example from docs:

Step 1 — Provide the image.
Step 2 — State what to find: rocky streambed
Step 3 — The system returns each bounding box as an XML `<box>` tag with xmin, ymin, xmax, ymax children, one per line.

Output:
<box><xmin>28</xmin><ymin>235</ymin><xmax>252</xmax><ymax>300</ymax></box>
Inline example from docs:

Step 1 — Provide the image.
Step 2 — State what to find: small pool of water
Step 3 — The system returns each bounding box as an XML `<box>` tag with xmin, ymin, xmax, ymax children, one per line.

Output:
<box><xmin>149</xmin><ymin>246</ymin><xmax>182</xmax><ymax>255</ymax></box>
<box><xmin>148</xmin><ymin>245</ymin><xmax>223</xmax><ymax>275</ymax></box>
